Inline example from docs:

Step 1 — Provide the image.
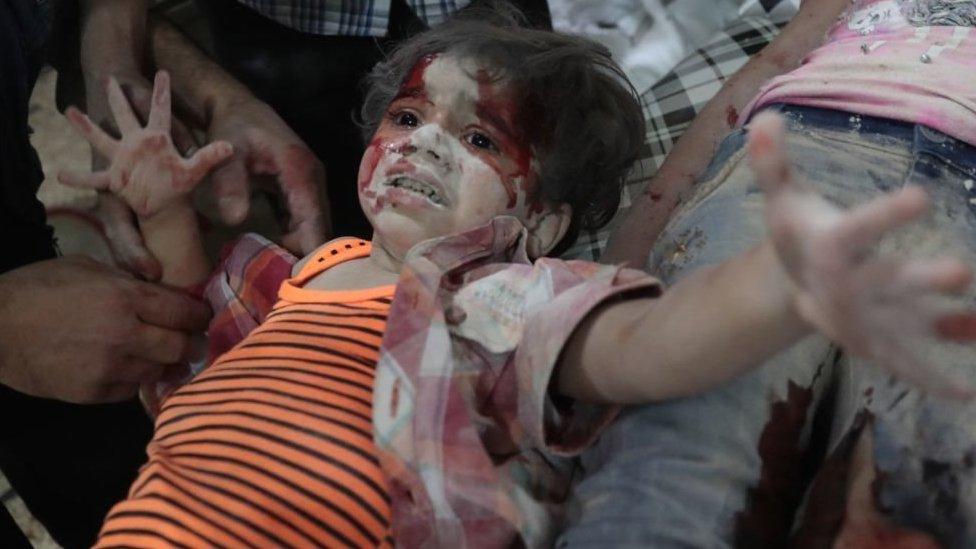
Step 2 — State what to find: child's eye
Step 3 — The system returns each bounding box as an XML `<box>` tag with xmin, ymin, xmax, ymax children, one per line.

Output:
<box><xmin>392</xmin><ymin>111</ymin><xmax>419</xmax><ymax>127</ymax></box>
<box><xmin>467</xmin><ymin>132</ymin><xmax>497</xmax><ymax>152</ymax></box>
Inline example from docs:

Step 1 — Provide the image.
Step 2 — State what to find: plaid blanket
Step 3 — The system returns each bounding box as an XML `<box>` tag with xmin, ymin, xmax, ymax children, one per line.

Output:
<box><xmin>561</xmin><ymin>14</ymin><xmax>789</xmax><ymax>261</ymax></box>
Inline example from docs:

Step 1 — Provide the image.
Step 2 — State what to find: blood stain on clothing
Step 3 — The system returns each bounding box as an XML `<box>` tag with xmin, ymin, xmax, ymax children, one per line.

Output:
<box><xmin>734</xmin><ymin>380</ymin><xmax>814</xmax><ymax>548</ymax></box>
<box><xmin>790</xmin><ymin>412</ymin><xmax>872</xmax><ymax>547</ymax></box>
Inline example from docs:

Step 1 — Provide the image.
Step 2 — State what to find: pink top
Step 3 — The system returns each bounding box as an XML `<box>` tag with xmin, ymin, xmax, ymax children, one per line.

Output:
<box><xmin>743</xmin><ymin>0</ymin><xmax>976</xmax><ymax>146</ymax></box>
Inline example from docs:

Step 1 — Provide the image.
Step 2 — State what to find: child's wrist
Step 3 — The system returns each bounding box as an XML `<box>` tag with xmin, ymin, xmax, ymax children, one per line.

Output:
<box><xmin>137</xmin><ymin>199</ymin><xmax>196</xmax><ymax>230</ymax></box>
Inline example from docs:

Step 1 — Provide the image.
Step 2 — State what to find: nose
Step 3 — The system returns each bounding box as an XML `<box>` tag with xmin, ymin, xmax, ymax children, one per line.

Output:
<box><xmin>404</xmin><ymin>124</ymin><xmax>451</xmax><ymax>167</ymax></box>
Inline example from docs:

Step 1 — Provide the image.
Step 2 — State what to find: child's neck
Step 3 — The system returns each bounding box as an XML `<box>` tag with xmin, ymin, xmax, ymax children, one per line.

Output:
<box><xmin>302</xmin><ymin>235</ymin><xmax>402</xmax><ymax>292</ymax></box>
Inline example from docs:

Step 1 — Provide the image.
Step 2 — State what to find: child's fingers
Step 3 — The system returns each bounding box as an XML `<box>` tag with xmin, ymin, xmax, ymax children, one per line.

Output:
<box><xmin>894</xmin><ymin>257</ymin><xmax>972</xmax><ymax>295</ymax></box>
<box><xmin>106</xmin><ymin>76</ymin><xmax>143</xmax><ymax>134</ymax></box>
<box><xmin>57</xmin><ymin>169</ymin><xmax>111</xmax><ymax>191</ymax></box>
<box><xmin>748</xmin><ymin>112</ymin><xmax>794</xmax><ymax>195</ymax></box>
<box><xmin>183</xmin><ymin>141</ymin><xmax>235</xmax><ymax>185</ymax></box>
<box><xmin>835</xmin><ymin>186</ymin><xmax>929</xmax><ymax>256</ymax></box>
<box><xmin>65</xmin><ymin>107</ymin><xmax>118</xmax><ymax>157</ymax></box>
<box><xmin>933</xmin><ymin>312</ymin><xmax>976</xmax><ymax>344</ymax></box>
<box><xmin>147</xmin><ymin>71</ymin><xmax>172</xmax><ymax>133</ymax></box>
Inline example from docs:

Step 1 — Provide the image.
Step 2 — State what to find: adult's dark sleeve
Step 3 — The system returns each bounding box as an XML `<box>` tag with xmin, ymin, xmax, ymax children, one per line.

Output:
<box><xmin>0</xmin><ymin>0</ymin><xmax>56</xmax><ymax>274</ymax></box>
<box><xmin>0</xmin><ymin>3</ymin><xmax>152</xmax><ymax>549</ymax></box>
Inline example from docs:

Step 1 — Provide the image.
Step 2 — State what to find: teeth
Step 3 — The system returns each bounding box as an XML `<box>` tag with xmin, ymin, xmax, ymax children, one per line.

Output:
<box><xmin>388</xmin><ymin>177</ymin><xmax>444</xmax><ymax>205</ymax></box>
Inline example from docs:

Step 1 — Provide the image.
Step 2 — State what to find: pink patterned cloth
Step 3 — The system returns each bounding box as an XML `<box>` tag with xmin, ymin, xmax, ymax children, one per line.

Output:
<box><xmin>372</xmin><ymin>216</ymin><xmax>660</xmax><ymax>547</ymax></box>
<box><xmin>142</xmin><ymin>218</ymin><xmax>660</xmax><ymax>547</ymax></box>
<box><xmin>743</xmin><ymin>0</ymin><xmax>976</xmax><ymax>146</ymax></box>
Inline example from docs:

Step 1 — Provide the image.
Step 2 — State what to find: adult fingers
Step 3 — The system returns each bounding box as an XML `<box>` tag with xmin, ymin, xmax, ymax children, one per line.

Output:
<box><xmin>95</xmin><ymin>383</ymin><xmax>141</xmax><ymax>403</ymax></box>
<box><xmin>65</xmin><ymin>106</ymin><xmax>118</xmax><ymax>157</ymax></box>
<box><xmin>147</xmin><ymin>70</ymin><xmax>172</xmax><ymax>134</ymax></box>
<box><xmin>835</xmin><ymin>186</ymin><xmax>929</xmax><ymax>256</ymax></box>
<box><xmin>106</xmin><ymin>76</ymin><xmax>142</xmax><ymax>134</ymax></box>
<box><xmin>128</xmin><ymin>323</ymin><xmax>192</xmax><ymax>365</ymax></box>
<box><xmin>211</xmin><ymin>155</ymin><xmax>251</xmax><ymax>225</ymax></box>
<box><xmin>57</xmin><ymin>169</ymin><xmax>111</xmax><ymax>191</ymax></box>
<box><xmin>114</xmin><ymin>357</ymin><xmax>169</xmax><ymax>384</ymax></box>
<box><xmin>98</xmin><ymin>194</ymin><xmax>163</xmax><ymax>280</ymax></box>
<box><xmin>183</xmin><ymin>141</ymin><xmax>235</xmax><ymax>185</ymax></box>
<box><xmin>747</xmin><ymin>112</ymin><xmax>794</xmax><ymax>195</ymax></box>
<box><xmin>133</xmin><ymin>282</ymin><xmax>211</xmax><ymax>331</ymax></box>
<box><xmin>278</xmin><ymin>148</ymin><xmax>329</xmax><ymax>253</ymax></box>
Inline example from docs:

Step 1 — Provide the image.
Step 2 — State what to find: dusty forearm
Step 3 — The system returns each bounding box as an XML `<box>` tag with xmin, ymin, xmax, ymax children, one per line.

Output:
<box><xmin>147</xmin><ymin>17</ymin><xmax>254</xmax><ymax>128</ymax></box>
<box><xmin>561</xmin><ymin>242</ymin><xmax>809</xmax><ymax>404</ymax></box>
<box><xmin>80</xmin><ymin>0</ymin><xmax>149</xmax><ymax>80</ymax></box>
<box><xmin>138</xmin><ymin>203</ymin><xmax>211</xmax><ymax>289</ymax></box>
<box><xmin>602</xmin><ymin>0</ymin><xmax>850</xmax><ymax>268</ymax></box>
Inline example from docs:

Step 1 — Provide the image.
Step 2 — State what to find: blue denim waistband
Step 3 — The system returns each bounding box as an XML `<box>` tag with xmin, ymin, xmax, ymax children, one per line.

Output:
<box><xmin>763</xmin><ymin>104</ymin><xmax>976</xmax><ymax>180</ymax></box>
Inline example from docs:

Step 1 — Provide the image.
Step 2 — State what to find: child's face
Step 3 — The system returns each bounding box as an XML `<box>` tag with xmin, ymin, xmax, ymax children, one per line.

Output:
<box><xmin>358</xmin><ymin>53</ymin><xmax>539</xmax><ymax>259</ymax></box>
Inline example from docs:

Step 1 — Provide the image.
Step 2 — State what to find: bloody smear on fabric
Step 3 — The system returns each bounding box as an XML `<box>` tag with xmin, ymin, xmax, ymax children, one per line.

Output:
<box><xmin>734</xmin><ymin>380</ymin><xmax>814</xmax><ymax>547</ymax></box>
<box><xmin>475</xmin><ymin>69</ymin><xmax>534</xmax><ymax>210</ymax></box>
<box><xmin>790</xmin><ymin>413</ymin><xmax>872</xmax><ymax>547</ymax></box>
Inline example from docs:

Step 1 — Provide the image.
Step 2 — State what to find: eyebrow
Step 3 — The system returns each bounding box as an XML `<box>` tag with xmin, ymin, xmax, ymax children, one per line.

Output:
<box><xmin>393</xmin><ymin>87</ymin><xmax>434</xmax><ymax>105</ymax></box>
<box><xmin>475</xmin><ymin>106</ymin><xmax>519</xmax><ymax>144</ymax></box>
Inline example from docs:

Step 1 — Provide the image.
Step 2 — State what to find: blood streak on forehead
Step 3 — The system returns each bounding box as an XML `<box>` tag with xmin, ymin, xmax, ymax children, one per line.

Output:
<box><xmin>475</xmin><ymin>69</ymin><xmax>535</xmax><ymax>210</ymax></box>
<box><xmin>396</xmin><ymin>54</ymin><xmax>438</xmax><ymax>103</ymax></box>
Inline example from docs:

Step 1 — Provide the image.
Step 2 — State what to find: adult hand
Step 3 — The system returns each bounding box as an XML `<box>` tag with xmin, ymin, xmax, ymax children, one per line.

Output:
<box><xmin>749</xmin><ymin>112</ymin><xmax>976</xmax><ymax>398</ymax></box>
<box><xmin>0</xmin><ymin>257</ymin><xmax>210</xmax><ymax>403</ymax></box>
<box><xmin>207</xmin><ymin>95</ymin><xmax>330</xmax><ymax>254</ymax></box>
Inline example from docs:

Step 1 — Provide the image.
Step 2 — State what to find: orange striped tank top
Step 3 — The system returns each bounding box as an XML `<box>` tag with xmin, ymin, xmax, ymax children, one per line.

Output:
<box><xmin>97</xmin><ymin>238</ymin><xmax>396</xmax><ymax>548</ymax></box>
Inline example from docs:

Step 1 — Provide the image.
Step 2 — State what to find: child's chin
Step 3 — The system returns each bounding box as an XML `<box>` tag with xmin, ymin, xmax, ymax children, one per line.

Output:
<box><xmin>370</xmin><ymin>212</ymin><xmax>436</xmax><ymax>249</ymax></box>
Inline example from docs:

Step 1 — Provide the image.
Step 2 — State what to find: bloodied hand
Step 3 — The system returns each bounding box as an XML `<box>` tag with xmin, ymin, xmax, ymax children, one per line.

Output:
<box><xmin>60</xmin><ymin>71</ymin><xmax>234</xmax><ymax>218</ymax></box>
<box><xmin>205</xmin><ymin>92</ymin><xmax>329</xmax><ymax>255</ymax></box>
<box><xmin>749</xmin><ymin>112</ymin><xmax>976</xmax><ymax>398</ymax></box>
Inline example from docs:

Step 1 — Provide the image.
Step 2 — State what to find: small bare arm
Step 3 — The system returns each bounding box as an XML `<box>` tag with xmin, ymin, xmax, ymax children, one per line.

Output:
<box><xmin>602</xmin><ymin>0</ymin><xmax>852</xmax><ymax>267</ymax></box>
<box><xmin>560</xmin><ymin>114</ymin><xmax>976</xmax><ymax>405</ymax></box>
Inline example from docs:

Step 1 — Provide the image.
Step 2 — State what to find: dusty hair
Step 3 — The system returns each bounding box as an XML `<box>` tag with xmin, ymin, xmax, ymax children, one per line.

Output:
<box><xmin>360</xmin><ymin>1</ymin><xmax>645</xmax><ymax>255</ymax></box>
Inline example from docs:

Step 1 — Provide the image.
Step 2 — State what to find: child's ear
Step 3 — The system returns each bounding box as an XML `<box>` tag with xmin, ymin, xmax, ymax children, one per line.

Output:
<box><xmin>525</xmin><ymin>203</ymin><xmax>572</xmax><ymax>258</ymax></box>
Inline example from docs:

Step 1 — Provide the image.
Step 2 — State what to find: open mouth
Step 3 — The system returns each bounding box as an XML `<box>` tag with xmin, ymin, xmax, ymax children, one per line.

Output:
<box><xmin>385</xmin><ymin>176</ymin><xmax>446</xmax><ymax>206</ymax></box>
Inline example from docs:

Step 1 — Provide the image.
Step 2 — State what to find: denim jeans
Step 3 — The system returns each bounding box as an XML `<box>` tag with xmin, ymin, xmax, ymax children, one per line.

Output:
<box><xmin>559</xmin><ymin>105</ymin><xmax>976</xmax><ymax>547</ymax></box>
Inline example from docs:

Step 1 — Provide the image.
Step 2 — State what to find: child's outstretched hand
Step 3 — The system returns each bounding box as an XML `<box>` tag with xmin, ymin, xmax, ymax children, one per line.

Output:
<box><xmin>749</xmin><ymin>112</ymin><xmax>976</xmax><ymax>398</ymax></box>
<box><xmin>59</xmin><ymin>71</ymin><xmax>234</xmax><ymax>218</ymax></box>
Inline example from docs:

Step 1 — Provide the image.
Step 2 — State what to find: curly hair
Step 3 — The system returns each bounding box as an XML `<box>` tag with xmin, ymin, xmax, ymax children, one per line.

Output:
<box><xmin>360</xmin><ymin>1</ymin><xmax>646</xmax><ymax>255</ymax></box>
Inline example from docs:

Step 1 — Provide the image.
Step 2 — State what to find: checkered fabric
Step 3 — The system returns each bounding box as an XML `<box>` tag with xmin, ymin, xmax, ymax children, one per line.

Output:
<box><xmin>236</xmin><ymin>0</ymin><xmax>471</xmax><ymax>36</ymax></box>
<box><xmin>561</xmin><ymin>13</ymin><xmax>791</xmax><ymax>261</ymax></box>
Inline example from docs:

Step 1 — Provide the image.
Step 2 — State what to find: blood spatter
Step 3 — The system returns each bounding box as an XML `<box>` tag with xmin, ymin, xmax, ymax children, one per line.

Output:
<box><xmin>726</xmin><ymin>105</ymin><xmax>740</xmax><ymax>129</ymax></box>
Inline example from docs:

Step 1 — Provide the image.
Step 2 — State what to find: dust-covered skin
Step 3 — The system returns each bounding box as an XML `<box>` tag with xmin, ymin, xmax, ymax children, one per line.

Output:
<box><xmin>749</xmin><ymin>112</ymin><xmax>976</xmax><ymax>398</ymax></box>
<box><xmin>357</xmin><ymin>54</ymin><xmax>554</xmax><ymax>263</ymax></box>
<box><xmin>60</xmin><ymin>71</ymin><xmax>234</xmax><ymax>218</ymax></box>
